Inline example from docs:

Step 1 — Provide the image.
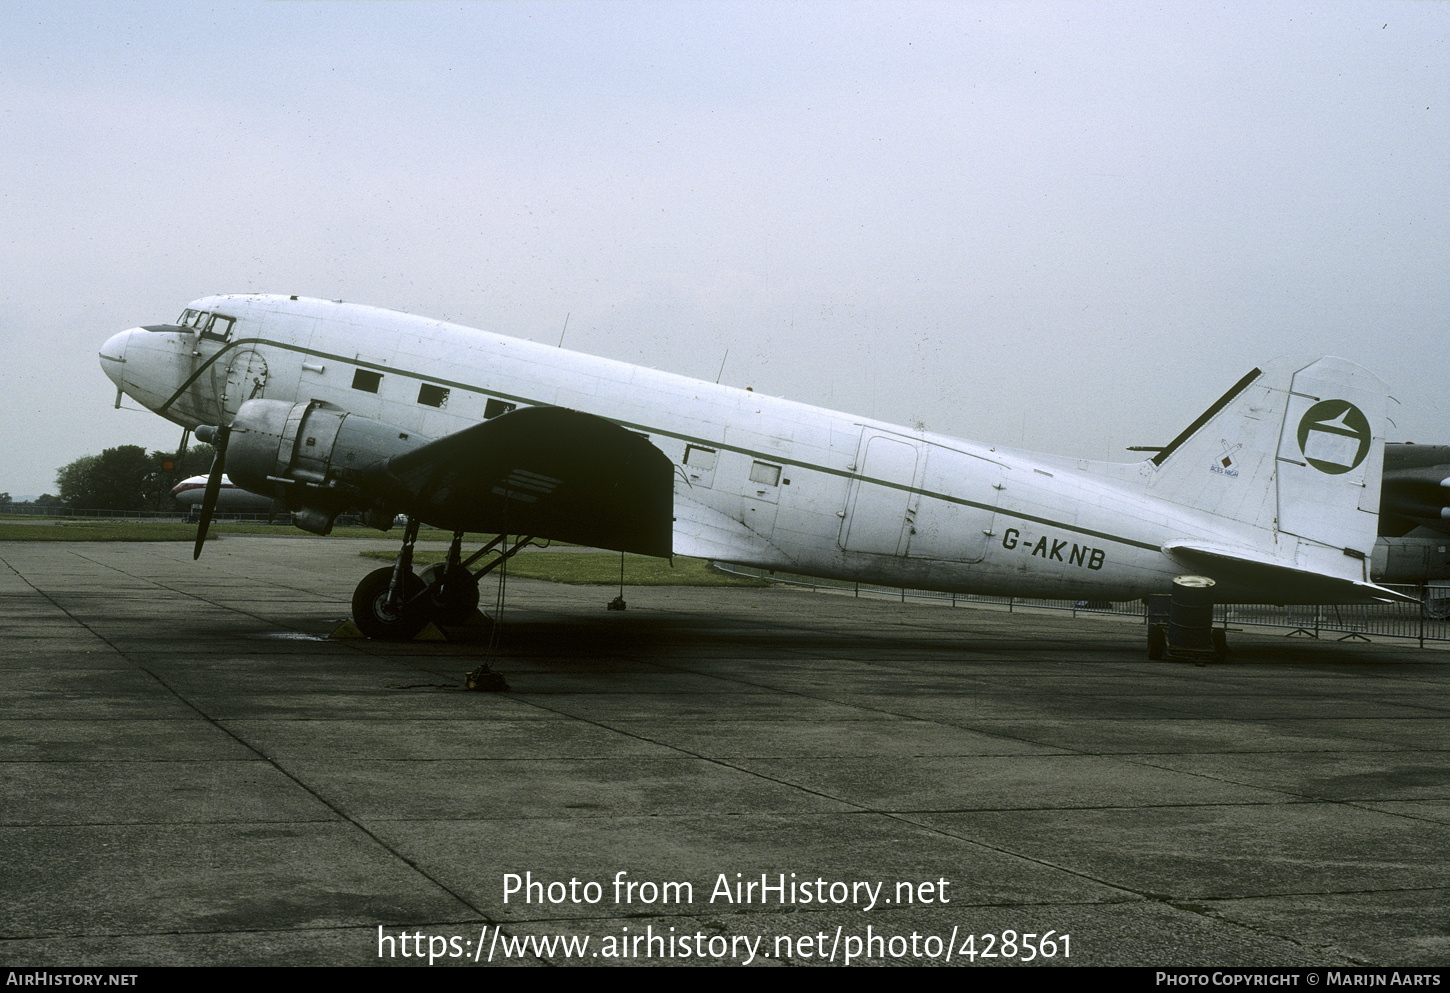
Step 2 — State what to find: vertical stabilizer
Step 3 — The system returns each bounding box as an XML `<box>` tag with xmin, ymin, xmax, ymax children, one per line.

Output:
<box><xmin>1147</xmin><ymin>355</ymin><xmax>1387</xmax><ymax>562</ymax></box>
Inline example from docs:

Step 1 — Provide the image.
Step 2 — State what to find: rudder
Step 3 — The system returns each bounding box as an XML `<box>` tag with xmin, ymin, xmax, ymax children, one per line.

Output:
<box><xmin>1273</xmin><ymin>357</ymin><xmax>1386</xmax><ymax>555</ymax></box>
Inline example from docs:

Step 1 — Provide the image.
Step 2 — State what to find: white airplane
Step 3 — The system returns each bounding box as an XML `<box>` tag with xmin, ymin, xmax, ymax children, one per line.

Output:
<box><xmin>172</xmin><ymin>474</ymin><xmax>282</xmax><ymax>514</ymax></box>
<box><xmin>98</xmin><ymin>295</ymin><xmax>1411</xmax><ymax>649</ymax></box>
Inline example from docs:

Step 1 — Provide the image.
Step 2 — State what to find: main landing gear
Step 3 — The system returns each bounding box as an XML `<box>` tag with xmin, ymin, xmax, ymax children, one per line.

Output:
<box><xmin>350</xmin><ymin>517</ymin><xmax>535</xmax><ymax>640</ymax></box>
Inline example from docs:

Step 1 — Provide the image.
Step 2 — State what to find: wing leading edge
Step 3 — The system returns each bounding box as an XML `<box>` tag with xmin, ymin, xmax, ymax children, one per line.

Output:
<box><xmin>364</xmin><ymin>406</ymin><xmax>675</xmax><ymax>558</ymax></box>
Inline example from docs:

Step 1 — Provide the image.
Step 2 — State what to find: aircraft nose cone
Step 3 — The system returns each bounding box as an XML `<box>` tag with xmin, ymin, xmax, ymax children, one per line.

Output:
<box><xmin>98</xmin><ymin>328</ymin><xmax>136</xmax><ymax>389</ymax></box>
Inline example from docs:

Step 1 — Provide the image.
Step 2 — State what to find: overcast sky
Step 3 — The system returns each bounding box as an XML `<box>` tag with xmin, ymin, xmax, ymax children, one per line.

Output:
<box><xmin>2</xmin><ymin>1</ymin><xmax>1445</xmax><ymax>498</ymax></box>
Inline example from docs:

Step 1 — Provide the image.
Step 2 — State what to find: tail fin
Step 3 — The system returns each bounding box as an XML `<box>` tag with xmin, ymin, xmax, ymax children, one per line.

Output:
<box><xmin>1146</xmin><ymin>355</ymin><xmax>1387</xmax><ymax>563</ymax></box>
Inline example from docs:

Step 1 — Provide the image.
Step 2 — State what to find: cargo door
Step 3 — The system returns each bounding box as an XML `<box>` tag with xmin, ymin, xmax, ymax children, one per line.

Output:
<box><xmin>904</xmin><ymin>445</ymin><xmax>1001</xmax><ymax>564</ymax></box>
<box><xmin>839</xmin><ymin>432</ymin><xmax>922</xmax><ymax>556</ymax></box>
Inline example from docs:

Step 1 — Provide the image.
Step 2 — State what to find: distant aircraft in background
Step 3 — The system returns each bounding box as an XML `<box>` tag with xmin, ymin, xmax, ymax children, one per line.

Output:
<box><xmin>100</xmin><ymin>294</ymin><xmax>1435</xmax><ymax>651</ymax></box>
<box><xmin>172</xmin><ymin>474</ymin><xmax>282</xmax><ymax>515</ymax></box>
<box><xmin>1374</xmin><ymin>444</ymin><xmax>1450</xmax><ymax>584</ymax></box>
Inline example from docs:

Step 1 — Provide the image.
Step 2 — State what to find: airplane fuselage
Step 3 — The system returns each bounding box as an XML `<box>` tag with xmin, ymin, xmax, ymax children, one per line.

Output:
<box><xmin>100</xmin><ymin>294</ymin><xmax>1382</xmax><ymax>604</ymax></box>
<box><xmin>172</xmin><ymin>475</ymin><xmax>281</xmax><ymax>512</ymax></box>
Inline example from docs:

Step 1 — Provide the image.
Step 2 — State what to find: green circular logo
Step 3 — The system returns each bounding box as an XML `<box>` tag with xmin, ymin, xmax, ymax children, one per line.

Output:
<box><xmin>1296</xmin><ymin>399</ymin><xmax>1371</xmax><ymax>474</ymax></box>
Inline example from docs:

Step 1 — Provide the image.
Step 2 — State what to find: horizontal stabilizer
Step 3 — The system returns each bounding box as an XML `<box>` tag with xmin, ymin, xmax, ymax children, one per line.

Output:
<box><xmin>1165</xmin><ymin>540</ymin><xmax>1418</xmax><ymax>604</ymax></box>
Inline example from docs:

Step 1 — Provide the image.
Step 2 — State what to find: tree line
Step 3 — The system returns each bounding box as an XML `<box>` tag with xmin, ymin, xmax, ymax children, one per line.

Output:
<box><xmin>41</xmin><ymin>445</ymin><xmax>217</xmax><ymax>512</ymax></box>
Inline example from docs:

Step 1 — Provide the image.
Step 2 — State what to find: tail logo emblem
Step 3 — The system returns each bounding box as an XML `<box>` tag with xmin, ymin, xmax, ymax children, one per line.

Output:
<box><xmin>1297</xmin><ymin>400</ymin><xmax>1371</xmax><ymax>474</ymax></box>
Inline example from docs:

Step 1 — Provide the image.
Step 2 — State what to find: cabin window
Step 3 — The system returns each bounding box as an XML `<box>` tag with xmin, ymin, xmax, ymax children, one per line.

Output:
<box><xmin>684</xmin><ymin>445</ymin><xmax>717</xmax><ymax>471</ymax></box>
<box><xmin>351</xmin><ymin>369</ymin><xmax>383</xmax><ymax>393</ymax></box>
<box><xmin>484</xmin><ymin>398</ymin><xmax>516</xmax><ymax>419</ymax></box>
<box><xmin>417</xmin><ymin>384</ymin><xmax>449</xmax><ymax>408</ymax></box>
<box><xmin>750</xmin><ymin>461</ymin><xmax>781</xmax><ymax>486</ymax></box>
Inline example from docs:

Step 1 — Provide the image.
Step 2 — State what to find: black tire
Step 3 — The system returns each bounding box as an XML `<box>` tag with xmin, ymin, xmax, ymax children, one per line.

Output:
<box><xmin>352</xmin><ymin>566</ymin><xmax>429</xmax><ymax>641</ymax></box>
<box><xmin>420</xmin><ymin>562</ymin><xmax>481</xmax><ymax>625</ymax></box>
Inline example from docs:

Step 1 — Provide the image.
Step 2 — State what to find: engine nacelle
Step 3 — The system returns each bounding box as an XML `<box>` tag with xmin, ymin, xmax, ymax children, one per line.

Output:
<box><xmin>225</xmin><ymin>399</ymin><xmax>429</xmax><ymax>533</ymax></box>
<box><xmin>1371</xmin><ymin>534</ymin><xmax>1450</xmax><ymax>584</ymax></box>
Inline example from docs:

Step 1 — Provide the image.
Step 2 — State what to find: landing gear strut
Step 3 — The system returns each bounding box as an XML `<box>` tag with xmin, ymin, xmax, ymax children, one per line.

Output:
<box><xmin>420</xmin><ymin>531</ymin><xmax>481</xmax><ymax>625</ymax></box>
<box><xmin>349</xmin><ymin>522</ymin><xmax>535</xmax><ymax>641</ymax></box>
<box><xmin>351</xmin><ymin>516</ymin><xmax>430</xmax><ymax>640</ymax></box>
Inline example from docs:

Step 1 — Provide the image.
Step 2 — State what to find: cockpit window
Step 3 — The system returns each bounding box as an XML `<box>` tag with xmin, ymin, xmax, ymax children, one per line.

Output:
<box><xmin>203</xmin><ymin>314</ymin><xmax>234</xmax><ymax>341</ymax></box>
<box><xmin>176</xmin><ymin>309</ymin><xmax>234</xmax><ymax>341</ymax></box>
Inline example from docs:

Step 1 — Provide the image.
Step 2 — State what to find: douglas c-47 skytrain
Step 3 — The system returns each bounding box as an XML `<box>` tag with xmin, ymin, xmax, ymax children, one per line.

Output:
<box><xmin>99</xmin><ymin>294</ymin><xmax>1429</xmax><ymax>651</ymax></box>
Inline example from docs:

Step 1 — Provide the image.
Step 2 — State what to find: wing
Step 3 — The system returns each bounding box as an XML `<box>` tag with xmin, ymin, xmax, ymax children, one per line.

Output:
<box><xmin>363</xmin><ymin>406</ymin><xmax>674</xmax><ymax>557</ymax></box>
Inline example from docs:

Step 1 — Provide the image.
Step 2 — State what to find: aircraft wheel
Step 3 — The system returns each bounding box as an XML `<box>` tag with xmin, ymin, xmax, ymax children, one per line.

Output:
<box><xmin>420</xmin><ymin>562</ymin><xmax>481</xmax><ymax>625</ymax></box>
<box><xmin>1147</xmin><ymin>626</ymin><xmax>1167</xmax><ymax>661</ymax></box>
<box><xmin>352</xmin><ymin>566</ymin><xmax>429</xmax><ymax>641</ymax></box>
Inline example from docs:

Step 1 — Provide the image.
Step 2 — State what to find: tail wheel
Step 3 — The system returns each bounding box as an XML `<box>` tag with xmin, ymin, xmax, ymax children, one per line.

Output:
<box><xmin>420</xmin><ymin>562</ymin><xmax>481</xmax><ymax>625</ymax></box>
<box><xmin>352</xmin><ymin>566</ymin><xmax>429</xmax><ymax>640</ymax></box>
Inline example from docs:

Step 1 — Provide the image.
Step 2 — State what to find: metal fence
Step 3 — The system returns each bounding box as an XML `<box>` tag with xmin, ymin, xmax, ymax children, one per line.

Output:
<box><xmin>710</xmin><ymin>563</ymin><xmax>1450</xmax><ymax>647</ymax></box>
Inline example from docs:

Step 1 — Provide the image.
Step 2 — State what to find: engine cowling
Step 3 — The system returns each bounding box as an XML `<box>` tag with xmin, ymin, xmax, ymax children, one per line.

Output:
<box><xmin>223</xmin><ymin>399</ymin><xmax>429</xmax><ymax>533</ymax></box>
<box><xmin>1381</xmin><ymin>444</ymin><xmax>1450</xmax><ymax>538</ymax></box>
<box><xmin>1372</xmin><ymin>535</ymin><xmax>1450</xmax><ymax>583</ymax></box>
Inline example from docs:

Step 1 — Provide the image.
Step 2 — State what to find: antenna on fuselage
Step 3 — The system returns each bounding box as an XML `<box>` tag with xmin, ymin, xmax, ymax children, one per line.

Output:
<box><xmin>557</xmin><ymin>312</ymin><xmax>569</xmax><ymax>348</ymax></box>
<box><xmin>715</xmin><ymin>349</ymin><xmax>729</xmax><ymax>384</ymax></box>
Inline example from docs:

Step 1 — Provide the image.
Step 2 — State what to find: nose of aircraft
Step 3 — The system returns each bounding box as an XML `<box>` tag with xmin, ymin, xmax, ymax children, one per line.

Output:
<box><xmin>98</xmin><ymin>328</ymin><xmax>137</xmax><ymax>390</ymax></box>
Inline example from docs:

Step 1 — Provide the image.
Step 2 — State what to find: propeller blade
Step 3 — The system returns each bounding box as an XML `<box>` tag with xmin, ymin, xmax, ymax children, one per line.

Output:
<box><xmin>193</xmin><ymin>424</ymin><xmax>230</xmax><ymax>560</ymax></box>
